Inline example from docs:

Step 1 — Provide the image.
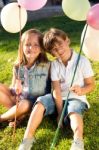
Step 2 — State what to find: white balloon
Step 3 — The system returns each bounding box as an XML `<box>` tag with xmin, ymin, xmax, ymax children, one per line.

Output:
<box><xmin>81</xmin><ymin>25</ymin><xmax>99</xmax><ymax>61</ymax></box>
<box><xmin>62</xmin><ymin>0</ymin><xmax>91</xmax><ymax>21</ymax></box>
<box><xmin>0</xmin><ymin>3</ymin><xmax>27</xmax><ymax>33</ymax></box>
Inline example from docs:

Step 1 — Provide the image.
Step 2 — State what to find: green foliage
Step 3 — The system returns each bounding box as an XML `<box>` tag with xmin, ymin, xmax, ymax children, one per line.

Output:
<box><xmin>0</xmin><ymin>15</ymin><xmax>99</xmax><ymax>150</ymax></box>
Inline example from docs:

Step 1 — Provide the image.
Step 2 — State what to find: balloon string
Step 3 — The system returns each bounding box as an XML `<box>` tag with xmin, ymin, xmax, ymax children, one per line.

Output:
<box><xmin>12</xmin><ymin>5</ymin><xmax>22</xmax><ymax>140</ymax></box>
<box><xmin>12</xmin><ymin>94</ymin><xmax>19</xmax><ymax>139</ymax></box>
<box><xmin>50</xmin><ymin>24</ymin><xmax>88</xmax><ymax>150</ymax></box>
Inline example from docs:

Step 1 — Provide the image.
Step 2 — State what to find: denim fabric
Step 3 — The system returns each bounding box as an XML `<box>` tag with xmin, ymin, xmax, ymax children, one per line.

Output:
<box><xmin>14</xmin><ymin>62</ymin><xmax>51</xmax><ymax>103</ymax></box>
<box><xmin>36</xmin><ymin>94</ymin><xmax>55</xmax><ymax>116</ymax></box>
<box><xmin>63</xmin><ymin>98</ymin><xmax>88</xmax><ymax>125</ymax></box>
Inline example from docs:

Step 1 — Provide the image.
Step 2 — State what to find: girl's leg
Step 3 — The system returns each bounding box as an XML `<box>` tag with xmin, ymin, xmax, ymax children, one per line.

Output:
<box><xmin>0</xmin><ymin>100</ymin><xmax>32</xmax><ymax>122</ymax></box>
<box><xmin>69</xmin><ymin>112</ymin><xmax>83</xmax><ymax>140</ymax></box>
<box><xmin>0</xmin><ymin>84</ymin><xmax>15</xmax><ymax>109</ymax></box>
<box><xmin>24</xmin><ymin>102</ymin><xmax>45</xmax><ymax>139</ymax></box>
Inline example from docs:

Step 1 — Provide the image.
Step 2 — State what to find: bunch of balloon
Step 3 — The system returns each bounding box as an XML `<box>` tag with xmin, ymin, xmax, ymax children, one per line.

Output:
<box><xmin>81</xmin><ymin>4</ymin><xmax>99</xmax><ymax>61</ymax></box>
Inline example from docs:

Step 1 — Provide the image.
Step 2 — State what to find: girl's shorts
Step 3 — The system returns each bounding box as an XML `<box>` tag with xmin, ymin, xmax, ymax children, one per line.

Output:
<box><xmin>10</xmin><ymin>88</ymin><xmax>37</xmax><ymax>104</ymax></box>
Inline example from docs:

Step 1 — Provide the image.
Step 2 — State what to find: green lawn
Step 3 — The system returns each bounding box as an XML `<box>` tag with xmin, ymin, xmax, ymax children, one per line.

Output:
<box><xmin>0</xmin><ymin>15</ymin><xmax>99</xmax><ymax>150</ymax></box>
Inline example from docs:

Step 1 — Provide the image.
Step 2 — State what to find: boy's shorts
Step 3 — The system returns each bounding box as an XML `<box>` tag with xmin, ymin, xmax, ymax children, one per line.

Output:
<box><xmin>35</xmin><ymin>94</ymin><xmax>55</xmax><ymax>116</ymax></box>
<box><xmin>35</xmin><ymin>96</ymin><xmax>88</xmax><ymax>123</ymax></box>
<box><xmin>63</xmin><ymin>98</ymin><xmax>88</xmax><ymax>125</ymax></box>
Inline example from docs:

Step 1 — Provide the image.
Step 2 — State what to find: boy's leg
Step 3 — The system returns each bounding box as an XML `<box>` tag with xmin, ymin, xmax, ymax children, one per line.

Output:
<box><xmin>18</xmin><ymin>94</ymin><xmax>55</xmax><ymax>150</ymax></box>
<box><xmin>69</xmin><ymin>113</ymin><xmax>84</xmax><ymax>150</ymax></box>
<box><xmin>0</xmin><ymin>84</ymin><xmax>15</xmax><ymax>108</ymax></box>
<box><xmin>18</xmin><ymin>102</ymin><xmax>45</xmax><ymax>150</ymax></box>
<box><xmin>24</xmin><ymin>94</ymin><xmax>55</xmax><ymax>139</ymax></box>
<box><xmin>69</xmin><ymin>112</ymin><xmax>83</xmax><ymax>140</ymax></box>
<box><xmin>66</xmin><ymin>99</ymin><xmax>87</xmax><ymax>150</ymax></box>
<box><xmin>0</xmin><ymin>100</ymin><xmax>31</xmax><ymax>122</ymax></box>
<box><xmin>24</xmin><ymin>102</ymin><xmax>45</xmax><ymax>139</ymax></box>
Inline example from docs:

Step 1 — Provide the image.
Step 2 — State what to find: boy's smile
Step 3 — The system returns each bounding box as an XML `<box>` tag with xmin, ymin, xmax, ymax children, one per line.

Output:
<box><xmin>51</xmin><ymin>37</ymin><xmax>72</xmax><ymax>65</ymax></box>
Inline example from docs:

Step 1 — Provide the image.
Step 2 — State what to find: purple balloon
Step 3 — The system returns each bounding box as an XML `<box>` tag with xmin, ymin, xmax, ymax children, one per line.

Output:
<box><xmin>18</xmin><ymin>0</ymin><xmax>47</xmax><ymax>11</ymax></box>
<box><xmin>87</xmin><ymin>4</ymin><xmax>99</xmax><ymax>30</ymax></box>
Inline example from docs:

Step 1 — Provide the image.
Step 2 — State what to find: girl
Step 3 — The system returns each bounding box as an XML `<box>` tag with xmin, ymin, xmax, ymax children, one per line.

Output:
<box><xmin>0</xmin><ymin>29</ymin><xmax>51</xmax><ymax>127</ymax></box>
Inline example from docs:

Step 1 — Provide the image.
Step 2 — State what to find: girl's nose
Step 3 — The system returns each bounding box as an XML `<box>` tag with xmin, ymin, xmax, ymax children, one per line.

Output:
<box><xmin>29</xmin><ymin>46</ymin><xmax>32</xmax><ymax>49</ymax></box>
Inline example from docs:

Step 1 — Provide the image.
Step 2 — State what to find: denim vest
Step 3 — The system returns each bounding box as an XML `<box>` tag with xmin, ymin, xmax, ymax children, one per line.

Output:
<box><xmin>15</xmin><ymin>62</ymin><xmax>51</xmax><ymax>100</ymax></box>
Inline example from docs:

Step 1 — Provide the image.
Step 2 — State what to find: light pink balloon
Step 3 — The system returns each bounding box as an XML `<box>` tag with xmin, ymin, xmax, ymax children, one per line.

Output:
<box><xmin>87</xmin><ymin>4</ymin><xmax>99</xmax><ymax>30</ymax></box>
<box><xmin>81</xmin><ymin>25</ymin><xmax>99</xmax><ymax>61</ymax></box>
<box><xmin>18</xmin><ymin>0</ymin><xmax>47</xmax><ymax>11</ymax></box>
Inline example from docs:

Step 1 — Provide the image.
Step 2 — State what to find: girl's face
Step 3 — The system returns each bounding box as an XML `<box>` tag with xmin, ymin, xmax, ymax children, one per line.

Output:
<box><xmin>23</xmin><ymin>33</ymin><xmax>41</xmax><ymax>62</ymax></box>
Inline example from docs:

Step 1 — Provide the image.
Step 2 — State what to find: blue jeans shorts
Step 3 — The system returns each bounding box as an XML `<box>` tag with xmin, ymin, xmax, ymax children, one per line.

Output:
<box><xmin>35</xmin><ymin>94</ymin><xmax>55</xmax><ymax>116</ymax></box>
<box><xmin>63</xmin><ymin>98</ymin><xmax>88</xmax><ymax>125</ymax></box>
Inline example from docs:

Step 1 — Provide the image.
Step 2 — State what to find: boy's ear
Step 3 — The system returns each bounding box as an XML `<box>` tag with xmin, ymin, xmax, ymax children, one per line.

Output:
<box><xmin>67</xmin><ymin>38</ymin><xmax>71</xmax><ymax>45</ymax></box>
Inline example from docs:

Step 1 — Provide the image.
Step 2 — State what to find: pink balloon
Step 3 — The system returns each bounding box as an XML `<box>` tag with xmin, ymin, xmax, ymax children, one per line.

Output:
<box><xmin>87</xmin><ymin>4</ymin><xmax>99</xmax><ymax>30</ymax></box>
<box><xmin>18</xmin><ymin>0</ymin><xmax>47</xmax><ymax>11</ymax></box>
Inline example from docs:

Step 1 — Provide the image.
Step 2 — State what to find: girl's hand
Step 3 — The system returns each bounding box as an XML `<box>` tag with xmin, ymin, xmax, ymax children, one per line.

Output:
<box><xmin>70</xmin><ymin>85</ymin><xmax>83</xmax><ymax>96</ymax></box>
<box><xmin>15</xmin><ymin>79</ymin><xmax>22</xmax><ymax>95</ymax></box>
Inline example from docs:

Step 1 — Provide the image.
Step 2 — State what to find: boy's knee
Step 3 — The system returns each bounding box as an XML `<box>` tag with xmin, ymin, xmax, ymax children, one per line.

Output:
<box><xmin>75</xmin><ymin>125</ymin><xmax>83</xmax><ymax>133</ymax></box>
<box><xmin>35</xmin><ymin>102</ymin><xmax>45</xmax><ymax>112</ymax></box>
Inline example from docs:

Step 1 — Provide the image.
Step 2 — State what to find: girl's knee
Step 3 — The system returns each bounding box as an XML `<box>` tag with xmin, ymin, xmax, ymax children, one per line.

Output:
<box><xmin>19</xmin><ymin>100</ymin><xmax>32</xmax><ymax>112</ymax></box>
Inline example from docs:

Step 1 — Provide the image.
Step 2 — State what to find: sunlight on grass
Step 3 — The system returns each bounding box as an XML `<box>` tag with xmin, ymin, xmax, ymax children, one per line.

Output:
<box><xmin>0</xmin><ymin>16</ymin><xmax>99</xmax><ymax>150</ymax></box>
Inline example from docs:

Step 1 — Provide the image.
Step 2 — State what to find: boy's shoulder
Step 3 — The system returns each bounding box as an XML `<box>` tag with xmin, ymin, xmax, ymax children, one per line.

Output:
<box><xmin>79</xmin><ymin>55</ymin><xmax>91</xmax><ymax>64</ymax></box>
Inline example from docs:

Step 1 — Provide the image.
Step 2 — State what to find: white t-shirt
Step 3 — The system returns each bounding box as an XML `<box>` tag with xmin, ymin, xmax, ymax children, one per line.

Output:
<box><xmin>51</xmin><ymin>51</ymin><xmax>94</xmax><ymax>108</ymax></box>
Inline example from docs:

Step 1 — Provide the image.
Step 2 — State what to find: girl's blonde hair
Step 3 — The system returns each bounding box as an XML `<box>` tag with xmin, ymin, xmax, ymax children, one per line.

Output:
<box><xmin>15</xmin><ymin>29</ymin><xmax>48</xmax><ymax>67</ymax></box>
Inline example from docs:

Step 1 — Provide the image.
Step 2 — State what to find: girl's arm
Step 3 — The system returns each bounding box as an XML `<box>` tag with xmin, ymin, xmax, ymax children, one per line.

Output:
<box><xmin>10</xmin><ymin>67</ymin><xmax>22</xmax><ymax>94</ymax></box>
<box><xmin>10</xmin><ymin>68</ymin><xmax>17</xmax><ymax>88</ymax></box>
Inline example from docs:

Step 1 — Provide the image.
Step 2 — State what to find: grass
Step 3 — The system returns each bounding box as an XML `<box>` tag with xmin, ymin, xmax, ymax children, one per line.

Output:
<box><xmin>0</xmin><ymin>15</ymin><xmax>99</xmax><ymax>150</ymax></box>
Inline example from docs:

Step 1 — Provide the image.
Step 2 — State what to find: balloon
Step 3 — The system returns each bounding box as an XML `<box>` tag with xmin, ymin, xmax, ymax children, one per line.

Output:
<box><xmin>0</xmin><ymin>3</ymin><xmax>27</xmax><ymax>33</ymax></box>
<box><xmin>81</xmin><ymin>24</ymin><xmax>99</xmax><ymax>61</ymax></box>
<box><xmin>18</xmin><ymin>0</ymin><xmax>47</xmax><ymax>11</ymax></box>
<box><xmin>62</xmin><ymin>0</ymin><xmax>91</xmax><ymax>21</ymax></box>
<box><xmin>87</xmin><ymin>4</ymin><xmax>99</xmax><ymax>30</ymax></box>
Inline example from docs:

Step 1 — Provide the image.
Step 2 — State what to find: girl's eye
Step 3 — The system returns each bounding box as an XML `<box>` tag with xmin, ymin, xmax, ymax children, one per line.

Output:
<box><xmin>25</xmin><ymin>44</ymin><xmax>29</xmax><ymax>47</ymax></box>
<box><xmin>33</xmin><ymin>44</ymin><xmax>40</xmax><ymax>48</ymax></box>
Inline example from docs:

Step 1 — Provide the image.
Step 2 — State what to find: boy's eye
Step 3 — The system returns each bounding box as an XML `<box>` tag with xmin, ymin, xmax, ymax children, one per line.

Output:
<box><xmin>52</xmin><ymin>48</ymin><xmax>58</xmax><ymax>52</ymax></box>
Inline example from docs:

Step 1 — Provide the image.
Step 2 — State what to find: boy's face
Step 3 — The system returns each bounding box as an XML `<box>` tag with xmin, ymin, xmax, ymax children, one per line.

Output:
<box><xmin>51</xmin><ymin>37</ymin><xmax>70</xmax><ymax>62</ymax></box>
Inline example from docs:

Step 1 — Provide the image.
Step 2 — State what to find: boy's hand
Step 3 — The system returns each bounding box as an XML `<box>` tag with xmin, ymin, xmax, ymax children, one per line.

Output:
<box><xmin>70</xmin><ymin>85</ymin><xmax>83</xmax><ymax>96</ymax></box>
<box><xmin>57</xmin><ymin>114</ymin><xmax>63</xmax><ymax>128</ymax></box>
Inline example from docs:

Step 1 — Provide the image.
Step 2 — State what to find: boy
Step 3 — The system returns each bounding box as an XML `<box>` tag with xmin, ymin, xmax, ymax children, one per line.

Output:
<box><xmin>43</xmin><ymin>28</ymin><xmax>95</xmax><ymax>150</ymax></box>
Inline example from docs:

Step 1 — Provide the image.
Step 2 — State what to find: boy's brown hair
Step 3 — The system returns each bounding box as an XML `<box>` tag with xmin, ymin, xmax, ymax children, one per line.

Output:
<box><xmin>43</xmin><ymin>28</ymin><xmax>68</xmax><ymax>53</ymax></box>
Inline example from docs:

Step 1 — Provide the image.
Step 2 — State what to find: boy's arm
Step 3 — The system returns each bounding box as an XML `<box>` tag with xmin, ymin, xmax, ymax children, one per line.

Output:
<box><xmin>52</xmin><ymin>80</ymin><xmax>63</xmax><ymax>121</ymax></box>
<box><xmin>70</xmin><ymin>76</ymin><xmax>95</xmax><ymax>96</ymax></box>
